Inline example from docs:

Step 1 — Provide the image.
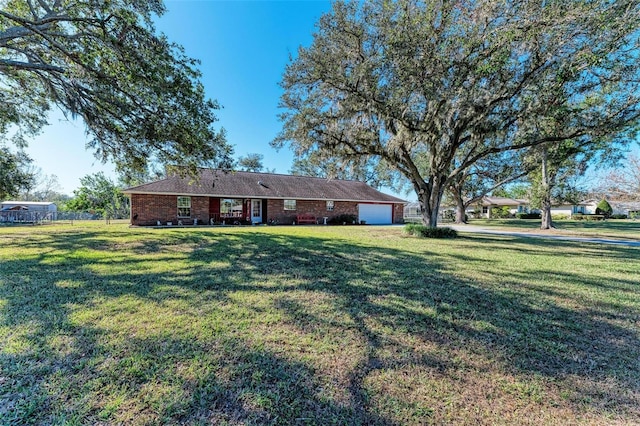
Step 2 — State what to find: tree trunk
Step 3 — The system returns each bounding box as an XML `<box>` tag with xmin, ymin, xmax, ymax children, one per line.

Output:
<box><xmin>417</xmin><ymin>177</ymin><xmax>446</xmax><ymax>227</ymax></box>
<box><xmin>540</xmin><ymin>146</ymin><xmax>554</xmax><ymax>230</ymax></box>
<box><xmin>541</xmin><ymin>199</ymin><xmax>553</xmax><ymax>229</ymax></box>
<box><xmin>454</xmin><ymin>192</ymin><xmax>467</xmax><ymax>224</ymax></box>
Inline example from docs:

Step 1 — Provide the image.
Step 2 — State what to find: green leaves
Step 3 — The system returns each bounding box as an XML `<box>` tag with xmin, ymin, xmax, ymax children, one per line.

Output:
<box><xmin>66</xmin><ymin>172</ymin><xmax>128</xmax><ymax>219</ymax></box>
<box><xmin>276</xmin><ymin>0</ymin><xmax>640</xmax><ymax>226</ymax></box>
<box><xmin>0</xmin><ymin>0</ymin><xmax>232</xmax><ymax>179</ymax></box>
<box><xmin>0</xmin><ymin>144</ymin><xmax>35</xmax><ymax>199</ymax></box>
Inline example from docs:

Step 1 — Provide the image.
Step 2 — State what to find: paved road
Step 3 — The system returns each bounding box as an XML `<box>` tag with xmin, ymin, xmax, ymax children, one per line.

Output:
<box><xmin>446</xmin><ymin>224</ymin><xmax>640</xmax><ymax>247</ymax></box>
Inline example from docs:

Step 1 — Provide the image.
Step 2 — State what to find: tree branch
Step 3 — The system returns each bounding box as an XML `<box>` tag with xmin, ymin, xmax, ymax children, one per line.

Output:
<box><xmin>0</xmin><ymin>59</ymin><xmax>64</xmax><ymax>72</ymax></box>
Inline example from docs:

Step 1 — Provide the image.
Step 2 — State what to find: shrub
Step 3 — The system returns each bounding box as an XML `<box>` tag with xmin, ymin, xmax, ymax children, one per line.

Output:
<box><xmin>573</xmin><ymin>214</ymin><xmax>605</xmax><ymax>221</ymax></box>
<box><xmin>610</xmin><ymin>214</ymin><xmax>627</xmax><ymax>219</ymax></box>
<box><xmin>328</xmin><ymin>214</ymin><xmax>358</xmax><ymax>225</ymax></box>
<box><xmin>404</xmin><ymin>224</ymin><xmax>458</xmax><ymax>238</ymax></box>
<box><xmin>552</xmin><ymin>214</ymin><xmax>570</xmax><ymax>220</ymax></box>
<box><xmin>442</xmin><ymin>210</ymin><xmax>455</xmax><ymax>222</ymax></box>
<box><xmin>492</xmin><ymin>206</ymin><xmax>512</xmax><ymax>219</ymax></box>
<box><xmin>595</xmin><ymin>199</ymin><xmax>613</xmax><ymax>218</ymax></box>
<box><xmin>403</xmin><ymin>223</ymin><xmax>419</xmax><ymax>235</ymax></box>
<box><xmin>516</xmin><ymin>213</ymin><xmax>541</xmax><ymax>219</ymax></box>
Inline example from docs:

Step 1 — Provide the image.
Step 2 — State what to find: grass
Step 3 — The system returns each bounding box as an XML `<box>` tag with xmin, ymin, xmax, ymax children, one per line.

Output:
<box><xmin>1</xmin><ymin>222</ymin><xmax>639</xmax><ymax>425</ymax></box>
<box><xmin>466</xmin><ymin>218</ymin><xmax>640</xmax><ymax>240</ymax></box>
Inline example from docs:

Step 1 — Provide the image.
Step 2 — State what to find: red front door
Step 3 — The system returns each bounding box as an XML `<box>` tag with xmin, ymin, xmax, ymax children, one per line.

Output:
<box><xmin>209</xmin><ymin>198</ymin><xmax>220</xmax><ymax>224</ymax></box>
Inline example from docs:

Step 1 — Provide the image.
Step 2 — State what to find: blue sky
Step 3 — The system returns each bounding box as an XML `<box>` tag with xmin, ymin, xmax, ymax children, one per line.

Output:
<box><xmin>26</xmin><ymin>0</ymin><xmax>333</xmax><ymax>195</ymax></box>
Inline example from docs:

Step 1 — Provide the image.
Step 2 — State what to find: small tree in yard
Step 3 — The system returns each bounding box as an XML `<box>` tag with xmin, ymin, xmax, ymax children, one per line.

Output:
<box><xmin>596</xmin><ymin>199</ymin><xmax>613</xmax><ymax>218</ymax></box>
<box><xmin>66</xmin><ymin>173</ymin><xmax>129</xmax><ymax>222</ymax></box>
<box><xmin>275</xmin><ymin>0</ymin><xmax>640</xmax><ymax>227</ymax></box>
<box><xmin>529</xmin><ymin>140</ymin><xmax>598</xmax><ymax>229</ymax></box>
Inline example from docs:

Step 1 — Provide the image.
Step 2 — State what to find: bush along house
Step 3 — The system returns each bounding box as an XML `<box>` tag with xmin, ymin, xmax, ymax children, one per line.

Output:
<box><xmin>123</xmin><ymin>169</ymin><xmax>406</xmax><ymax>226</ymax></box>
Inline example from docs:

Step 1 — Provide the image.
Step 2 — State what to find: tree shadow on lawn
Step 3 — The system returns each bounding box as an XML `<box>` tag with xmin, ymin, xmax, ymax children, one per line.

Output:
<box><xmin>1</xmin><ymin>228</ymin><xmax>639</xmax><ymax>424</ymax></box>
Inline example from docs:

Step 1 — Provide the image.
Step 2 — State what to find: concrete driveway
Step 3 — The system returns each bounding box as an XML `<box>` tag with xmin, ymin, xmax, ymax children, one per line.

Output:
<box><xmin>446</xmin><ymin>224</ymin><xmax>640</xmax><ymax>247</ymax></box>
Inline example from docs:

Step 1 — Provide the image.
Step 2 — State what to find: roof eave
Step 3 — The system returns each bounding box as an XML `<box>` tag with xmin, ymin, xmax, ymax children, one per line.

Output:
<box><xmin>123</xmin><ymin>190</ymin><xmax>405</xmax><ymax>204</ymax></box>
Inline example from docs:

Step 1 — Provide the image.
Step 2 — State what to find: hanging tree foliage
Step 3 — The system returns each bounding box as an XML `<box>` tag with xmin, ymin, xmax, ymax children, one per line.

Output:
<box><xmin>0</xmin><ymin>143</ymin><xmax>34</xmax><ymax>199</ymax></box>
<box><xmin>0</xmin><ymin>0</ymin><xmax>233</xmax><ymax>186</ymax></box>
<box><xmin>274</xmin><ymin>0</ymin><xmax>640</xmax><ymax>226</ymax></box>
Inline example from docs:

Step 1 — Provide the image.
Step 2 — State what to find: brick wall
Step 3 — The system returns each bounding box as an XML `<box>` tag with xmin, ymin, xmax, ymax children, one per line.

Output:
<box><xmin>393</xmin><ymin>203</ymin><xmax>404</xmax><ymax>224</ymax></box>
<box><xmin>191</xmin><ymin>197</ymin><xmax>209</xmax><ymax>224</ymax></box>
<box><xmin>130</xmin><ymin>194</ymin><xmax>209</xmax><ymax>226</ymax></box>
<box><xmin>131</xmin><ymin>194</ymin><xmax>404</xmax><ymax>226</ymax></box>
<box><xmin>264</xmin><ymin>199</ymin><xmax>358</xmax><ymax>224</ymax></box>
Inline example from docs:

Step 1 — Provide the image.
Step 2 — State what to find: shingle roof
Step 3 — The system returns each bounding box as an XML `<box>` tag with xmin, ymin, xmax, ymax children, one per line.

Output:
<box><xmin>123</xmin><ymin>169</ymin><xmax>405</xmax><ymax>203</ymax></box>
<box><xmin>482</xmin><ymin>196</ymin><xmax>528</xmax><ymax>206</ymax></box>
<box><xmin>1</xmin><ymin>201</ymin><xmax>56</xmax><ymax>206</ymax></box>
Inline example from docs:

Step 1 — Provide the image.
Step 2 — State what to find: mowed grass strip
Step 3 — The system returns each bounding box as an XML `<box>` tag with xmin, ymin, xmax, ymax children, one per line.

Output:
<box><xmin>1</xmin><ymin>223</ymin><xmax>639</xmax><ymax>425</ymax></box>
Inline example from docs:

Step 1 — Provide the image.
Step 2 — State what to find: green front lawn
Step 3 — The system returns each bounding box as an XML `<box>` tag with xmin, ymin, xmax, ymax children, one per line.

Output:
<box><xmin>1</xmin><ymin>223</ymin><xmax>639</xmax><ymax>424</ymax></box>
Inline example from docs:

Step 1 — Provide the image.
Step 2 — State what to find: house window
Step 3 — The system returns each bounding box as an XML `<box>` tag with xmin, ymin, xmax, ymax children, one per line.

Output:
<box><xmin>177</xmin><ymin>196</ymin><xmax>191</xmax><ymax>218</ymax></box>
<box><xmin>284</xmin><ymin>200</ymin><xmax>296</xmax><ymax>210</ymax></box>
<box><xmin>221</xmin><ymin>199</ymin><xmax>243</xmax><ymax>218</ymax></box>
<box><xmin>326</xmin><ymin>200</ymin><xmax>334</xmax><ymax>211</ymax></box>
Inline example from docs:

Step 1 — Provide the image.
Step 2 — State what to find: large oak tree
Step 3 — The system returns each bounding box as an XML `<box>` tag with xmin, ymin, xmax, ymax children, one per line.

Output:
<box><xmin>1</xmin><ymin>0</ymin><xmax>232</xmax><ymax>194</ymax></box>
<box><xmin>274</xmin><ymin>0</ymin><xmax>640</xmax><ymax>226</ymax></box>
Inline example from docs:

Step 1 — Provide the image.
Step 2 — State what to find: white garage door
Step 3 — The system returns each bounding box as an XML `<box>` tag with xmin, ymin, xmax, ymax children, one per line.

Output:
<box><xmin>358</xmin><ymin>204</ymin><xmax>392</xmax><ymax>225</ymax></box>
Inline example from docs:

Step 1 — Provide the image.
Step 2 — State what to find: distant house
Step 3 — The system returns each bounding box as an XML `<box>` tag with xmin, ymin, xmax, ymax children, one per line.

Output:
<box><xmin>609</xmin><ymin>200</ymin><xmax>640</xmax><ymax>217</ymax></box>
<box><xmin>580</xmin><ymin>198</ymin><xmax>640</xmax><ymax>217</ymax></box>
<box><xmin>467</xmin><ymin>196</ymin><xmax>529</xmax><ymax>219</ymax></box>
<box><xmin>544</xmin><ymin>201</ymin><xmax>593</xmax><ymax>217</ymax></box>
<box><xmin>123</xmin><ymin>169</ymin><xmax>406</xmax><ymax>226</ymax></box>
<box><xmin>552</xmin><ymin>199</ymin><xmax>640</xmax><ymax>217</ymax></box>
<box><xmin>0</xmin><ymin>201</ymin><xmax>57</xmax><ymax>222</ymax></box>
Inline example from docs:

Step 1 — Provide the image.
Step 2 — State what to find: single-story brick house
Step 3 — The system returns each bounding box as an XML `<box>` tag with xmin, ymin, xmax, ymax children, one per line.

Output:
<box><xmin>123</xmin><ymin>169</ymin><xmax>406</xmax><ymax>226</ymax></box>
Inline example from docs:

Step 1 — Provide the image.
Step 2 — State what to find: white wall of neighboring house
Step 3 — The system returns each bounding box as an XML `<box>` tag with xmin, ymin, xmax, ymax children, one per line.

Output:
<box><xmin>473</xmin><ymin>204</ymin><xmax>527</xmax><ymax>219</ymax></box>
<box><xmin>584</xmin><ymin>202</ymin><xmax>597</xmax><ymax>214</ymax></box>
<box><xmin>550</xmin><ymin>200</ymin><xmax>640</xmax><ymax>217</ymax></box>
<box><xmin>579</xmin><ymin>200</ymin><xmax>640</xmax><ymax>216</ymax></box>
<box><xmin>550</xmin><ymin>205</ymin><xmax>577</xmax><ymax>216</ymax></box>
<box><xmin>610</xmin><ymin>201</ymin><xmax>640</xmax><ymax>216</ymax></box>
